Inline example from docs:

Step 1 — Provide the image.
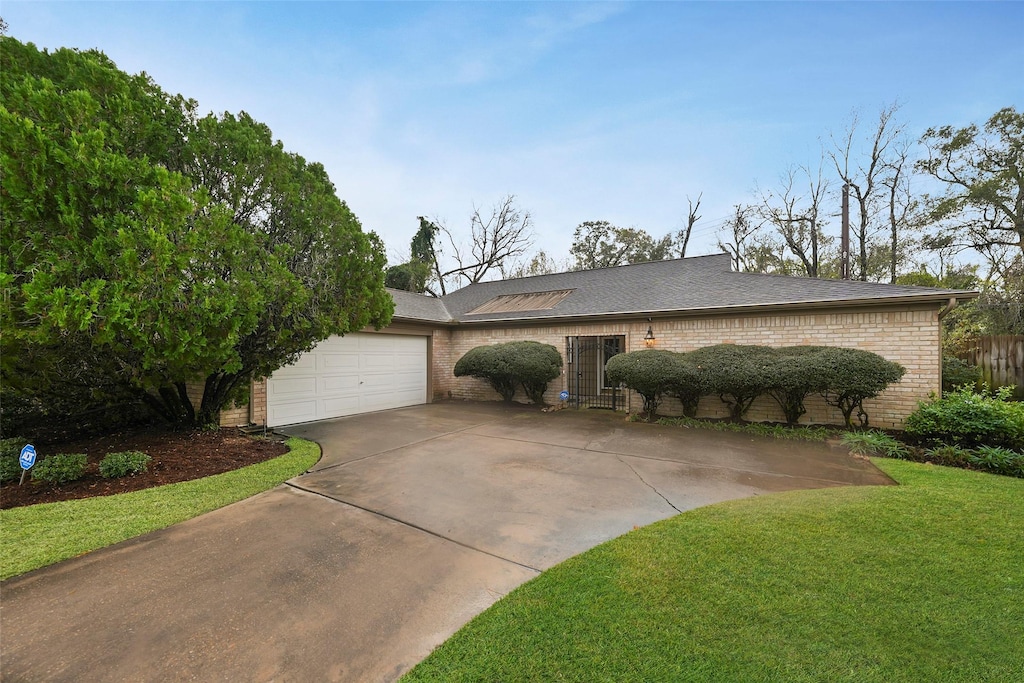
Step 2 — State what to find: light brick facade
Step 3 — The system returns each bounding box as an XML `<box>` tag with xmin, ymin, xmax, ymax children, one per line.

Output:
<box><xmin>433</xmin><ymin>302</ymin><xmax>941</xmax><ymax>429</ymax></box>
<box><xmin>233</xmin><ymin>301</ymin><xmax>942</xmax><ymax>431</ymax></box>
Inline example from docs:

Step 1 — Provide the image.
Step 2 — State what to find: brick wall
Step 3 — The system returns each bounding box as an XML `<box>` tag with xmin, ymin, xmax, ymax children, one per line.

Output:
<box><xmin>184</xmin><ymin>380</ymin><xmax>254</xmax><ymax>428</ymax></box>
<box><xmin>440</xmin><ymin>303</ymin><xmax>941</xmax><ymax>429</ymax></box>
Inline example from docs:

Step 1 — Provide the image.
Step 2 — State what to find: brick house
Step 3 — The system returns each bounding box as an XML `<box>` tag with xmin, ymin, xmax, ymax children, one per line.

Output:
<box><xmin>228</xmin><ymin>253</ymin><xmax>976</xmax><ymax>430</ymax></box>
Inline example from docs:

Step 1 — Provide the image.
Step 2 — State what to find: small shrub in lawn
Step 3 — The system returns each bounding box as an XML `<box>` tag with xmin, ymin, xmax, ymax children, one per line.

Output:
<box><xmin>840</xmin><ymin>430</ymin><xmax>910</xmax><ymax>458</ymax></box>
<box><xmin>99</xmin><ymin>451</ymin><xmax>152</xmax><ymax>478</ymax></box>
<box><xmin>31</xmin><ymin>453</ymin><xmax>88</xmax><ymax>485</ymax></box>
<box><xmin>904</xmin><ymin>384</ymin><xmax>1024</xmax><ymax>450</ymax></box>
<box><xmin>0</xmin><ymin>437</ymin><xmax>29</xmax><ymax>484</ymax></box>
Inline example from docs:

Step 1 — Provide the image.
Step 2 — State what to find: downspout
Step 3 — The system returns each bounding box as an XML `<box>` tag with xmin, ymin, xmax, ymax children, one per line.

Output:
<box><xmin>937</xmin><ymin>297</ymin><xmax>958</xmax><ymax>320</ymax></box>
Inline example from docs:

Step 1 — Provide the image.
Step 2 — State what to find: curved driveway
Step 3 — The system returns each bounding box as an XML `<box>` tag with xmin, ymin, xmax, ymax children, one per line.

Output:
<box><xmin>1</xmin><ymin>402</ymin><xmax>892</xmax><ymax>682</ymax></box>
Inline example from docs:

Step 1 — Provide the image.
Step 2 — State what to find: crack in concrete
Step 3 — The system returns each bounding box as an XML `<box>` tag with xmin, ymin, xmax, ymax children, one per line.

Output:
<box><xmin>615</xmin><ymin>455</ymin><xmax>682</xmax><ymax>514</ymax></box>
<box><xmin>284</xmin><ymin>481</ymin><xmax>542</xmax><ymax>575</ymax></box>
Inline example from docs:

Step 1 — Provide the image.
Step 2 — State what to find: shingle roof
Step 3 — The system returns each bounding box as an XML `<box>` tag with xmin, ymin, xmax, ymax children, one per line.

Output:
<box><xmin>389</xmin><ymin>253</ymin><xmax>978</xmax><ymax>325</ymax></box>
<box><xmin>388</xmin><ymin>287</ymin><xmax>452</xmax><ymax>323</ymax></box>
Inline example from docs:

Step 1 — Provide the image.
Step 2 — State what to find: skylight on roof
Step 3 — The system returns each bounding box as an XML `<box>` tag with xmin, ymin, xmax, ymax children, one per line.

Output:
<box><xmin>468</xmin><ymin>289</ymin><xmax>575</xmax><ymax>315</ymax></box>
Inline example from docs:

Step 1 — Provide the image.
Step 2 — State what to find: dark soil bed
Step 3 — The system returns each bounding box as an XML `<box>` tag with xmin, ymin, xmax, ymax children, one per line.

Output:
<box><xmin>1</xmin><ymin>428</ymin><xmax>289</xmax><ymax>510</ymax></box>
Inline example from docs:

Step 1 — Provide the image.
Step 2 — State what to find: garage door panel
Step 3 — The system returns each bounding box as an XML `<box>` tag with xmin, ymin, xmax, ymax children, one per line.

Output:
<box><xmin>323</xmin><ymin>396</ymin><xmax>362</xmax><ymax>415</ymax></box>
<box><xmin>321</xmin><ymin>353</ymin><xmax>359</xmax><ymax>371</ymax></box>
<box><xmin>269</xmin><ymin>376</ymin><xmax>317</xmax><ymax>397</ymax></box>
<box><xmin>269</xmin><ymin>399</ymin><xmax>319</xmax><ymax>424</ymax></box>
<box><xmin>359</xmin><ymin>355</ymin><xmax>395</xmax><ymax>371</ymax></box>
<box><xmin>322</xmin><ymin>374</ymin><xmax>359</xmax><ymax>392</ymax></box>
<box><xmin>267</xmin><ymin>333</ymin><xmax>427</xmax><ymax>427</ymax></box>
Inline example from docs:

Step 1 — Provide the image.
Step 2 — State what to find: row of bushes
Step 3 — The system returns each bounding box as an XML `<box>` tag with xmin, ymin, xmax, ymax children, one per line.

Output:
<box><xmin>605</xmin><ymin>345</ymin><xmax>906</xmax><ymax>427</ymax></box>
<box><xmin>0</xmin><ymin>438</ymin><xmax>151</xmax><ymax>485</ymax></box>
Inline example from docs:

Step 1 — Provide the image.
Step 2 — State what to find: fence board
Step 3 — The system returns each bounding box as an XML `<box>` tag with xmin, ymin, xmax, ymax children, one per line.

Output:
<box><xmin>963</xmin><ymin>335</ymin><xmax>1024</xmax><ymax>399</ymax></box>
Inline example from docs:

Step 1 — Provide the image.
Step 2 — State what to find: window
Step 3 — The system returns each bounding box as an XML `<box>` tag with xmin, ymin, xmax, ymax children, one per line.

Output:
<box><xmin>599</xmin><ymin>336</ymin><xmax>624</xmax><ymax>389</ymax></box>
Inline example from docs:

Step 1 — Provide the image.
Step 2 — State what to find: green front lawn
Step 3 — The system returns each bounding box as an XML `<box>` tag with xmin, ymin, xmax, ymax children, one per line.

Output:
<box><xmin>1</xmin><ymin>438</ymin><xmax>319</xmax><ymax>580</ymax></box>
<box><xmin>405</xmin><ymin>459</ymin><xmax>1024</xmax><ymax>682</ymax></box>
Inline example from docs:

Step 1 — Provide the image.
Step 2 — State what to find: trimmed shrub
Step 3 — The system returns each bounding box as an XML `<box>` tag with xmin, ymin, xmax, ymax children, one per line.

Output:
<box><xmin>687</xmin><ymin>344</ymin><xmax>774</xmax><ymax>420</ymax></box>
<box><xmin>605</xmin><ymin>350</ymin><xmax>678</xmax><ymax>419</ymax></box>
<box><xmin>454</xmin><ymin>341</ymin><xmax>562</xmax><ymax>404</ymax></box>
<box><xmin>942</xmin><ymin>356</ymin><xmax>980</xmax><ymax>395</ymax></box>
<box><xmin>816</xmin><ymin>347</ymin><xmax>905</xmax><ymax>428</ymax></box>
<box><xmin>662</xmin><ymin>353</ymin><xmax>707</xmax><ymax>418</ymax></box>
<box><xmin>99</xmin><ymin>450</ymin><xmax>152</xmax><ymax>478</ymax></box>
<box><xmin>904</xmin><ymin>384</ymin><xmax>1024</xmax><ymax>450</ymax></box>
<box><xmin>764</xmin><ymin>346</ymin><xmax>830</xmax><ymax>425</ymax></box>
<box><xmin>0</xmin><ymin>437</ymin><xmax>29</xmax><ymax>484</ymax></box>
<box><xmin>31</xmin><ymin>453</ymin><xmax>88</xmax><ymax>485</ymax></box>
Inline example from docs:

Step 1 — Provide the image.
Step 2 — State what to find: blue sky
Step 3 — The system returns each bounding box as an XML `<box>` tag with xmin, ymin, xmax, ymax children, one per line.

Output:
<box><xmin>4</xmin><ymin>1</ymin><xmax>1023</xmax><ymax>269</ymax></box>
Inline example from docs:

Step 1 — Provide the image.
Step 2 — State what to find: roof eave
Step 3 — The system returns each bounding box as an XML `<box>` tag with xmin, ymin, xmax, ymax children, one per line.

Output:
<box><xmin>448</xmin><ymin>291</ymin><xmax>981</xmax><ymax>326</ymax></box>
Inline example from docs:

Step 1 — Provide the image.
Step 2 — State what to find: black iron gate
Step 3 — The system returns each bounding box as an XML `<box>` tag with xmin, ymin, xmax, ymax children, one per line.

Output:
<box><xmin>565</xmin><ymin>335</ymin><xmax>623</xmax><ymax>410</ymax></box>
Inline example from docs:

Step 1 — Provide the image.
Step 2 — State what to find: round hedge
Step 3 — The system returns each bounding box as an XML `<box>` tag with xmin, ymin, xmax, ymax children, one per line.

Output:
<box><xmin>454</xmin><ymin>341</ymin><xmax>562</xmax><ymax>404</ymax></box>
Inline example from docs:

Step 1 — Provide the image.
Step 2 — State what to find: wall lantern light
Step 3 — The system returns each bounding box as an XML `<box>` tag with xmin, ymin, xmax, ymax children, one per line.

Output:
<box><xmin>644</xmin><ymin>324</ymin><xmax>656</xmax><ymax>348</ymax></box>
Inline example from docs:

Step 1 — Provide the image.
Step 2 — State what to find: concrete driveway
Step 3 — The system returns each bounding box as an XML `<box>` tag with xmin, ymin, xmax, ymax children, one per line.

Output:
<box><xmin>1</xmin><ymin>402</ymin><xmax>892</xmax><ymax>682</ymax></box>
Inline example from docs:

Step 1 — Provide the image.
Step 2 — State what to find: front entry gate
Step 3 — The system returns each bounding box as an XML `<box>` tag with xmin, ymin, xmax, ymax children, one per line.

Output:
<box><xmin>565</xmin><ymin>335</ymin><xmax>624</xmax><ymax>410</ymax></box>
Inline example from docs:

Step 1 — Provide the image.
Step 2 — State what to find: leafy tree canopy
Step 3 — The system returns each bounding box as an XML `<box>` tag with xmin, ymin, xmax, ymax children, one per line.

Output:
<box><xmin>570</xmin><ymin>221</ymin><xmax>675</xmax><ymax>271</ymax></box>
<box><xmin>0</xmin><ymin>36</ymin><xmax>392</xmax><ymax>428</ymax></box>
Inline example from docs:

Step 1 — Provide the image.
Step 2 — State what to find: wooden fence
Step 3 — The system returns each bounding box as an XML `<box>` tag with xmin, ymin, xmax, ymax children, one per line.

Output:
<box><xmin>962</xmin><ymin>335</ymin><xmax>1024</xmax><ymax>399</ymax></box>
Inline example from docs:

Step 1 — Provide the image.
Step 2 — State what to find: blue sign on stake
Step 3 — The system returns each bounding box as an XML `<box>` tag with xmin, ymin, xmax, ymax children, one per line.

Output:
<box><xmin>19</xmin><ymin>444</ymin><xmax>36</xmax><ymax>470</ymax></box>
<box><xmin>18</xmin><ymin>444</ymin><xmax>36</xmax><ymax>486</ymax></box>
<box><xmin>559</xmin><ymin>390</ymin><xmax>569</xmax><ymax>402</ymax></box>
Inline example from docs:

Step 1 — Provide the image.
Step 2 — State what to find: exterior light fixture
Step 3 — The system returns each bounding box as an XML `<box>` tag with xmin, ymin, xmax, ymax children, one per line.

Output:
<box><xmin>644</xmin><ymin>324</ymin><xmax>656</xmax><ymax>347</ymax></box>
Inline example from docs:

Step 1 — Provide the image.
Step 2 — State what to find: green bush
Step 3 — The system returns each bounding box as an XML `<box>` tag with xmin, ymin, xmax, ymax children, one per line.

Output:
<box><xmin>454</xmin><ymin>341</ymin><xmax>562</xmax><ymax>404</ymax></box>
<box><xmin>661</xmin><ymin>353</ymin><xmax>707</xmax><ymax>418</ymax></box>
<box><xmin>967</xmin><ymin>446</ymin><xmax>1024</xmax><ymax>477</ymax></box>
<box><xmin>840</xmin><ymin>430</ymin><xmax>910</xmax><ymax>458</ymax></box>
<box><xmin>31</xmin><ymin>453</ymin><xmax>88</xmax><ymax>485</ymax></box>
<box><xmin>942</xmin><ymin>356</ymin><xmax>980</xmax><ymax>394</ymax></box>
<box><xmin>0</xmin><ymin>437</ymin><xmax>29</xmax><ymax>484</ymax></box>
<box><xmin>687</xmin><ymin>344</ymin><xmax>774</xmax><ymax>420</ymax></box>
<box><xmin>816</xmin><ymin>347</ymin><xmax>906</xmax><ymax>428</ymax></box>
<box><xmin>99</xmin><ymin>451</ymin><xmax>152</xmax><ymax>478</ymax></box>
<box><xmin>764</xmin><ymin>346</ymin><xmax>830</xmax><ymax>425</ymax></box>
<box><xmin>605</xmin><ymin>350</ymin><xmax>680</xmax><ymax>419</ymax></box>
<box><xmin>904</xmin><ymin>385</ymin><xmax>1024</xmax><ymax>450</ymax></box>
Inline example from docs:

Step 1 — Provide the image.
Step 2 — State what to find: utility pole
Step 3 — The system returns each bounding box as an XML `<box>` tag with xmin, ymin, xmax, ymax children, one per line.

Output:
<box><xmin>841</xmin><ymin>183</ymin><xmax>850</xmax><ymax>280</ymax></box>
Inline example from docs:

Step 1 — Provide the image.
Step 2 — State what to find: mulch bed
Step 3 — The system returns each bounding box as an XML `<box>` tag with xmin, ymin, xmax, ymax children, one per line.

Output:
<box><xmin>1</xmin><ymin>427</ymin><xmax>290</xmax><ymax>510</ymax></box>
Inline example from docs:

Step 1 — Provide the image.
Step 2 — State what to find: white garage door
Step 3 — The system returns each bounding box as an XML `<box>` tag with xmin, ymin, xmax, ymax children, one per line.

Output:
<box><xmin>266</xmin><ymin>333</ymin><xmax>428</xmax><ymax>427</ymax></box>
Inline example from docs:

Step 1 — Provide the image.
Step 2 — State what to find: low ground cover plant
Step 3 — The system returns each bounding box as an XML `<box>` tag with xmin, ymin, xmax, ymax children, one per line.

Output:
<box><xmin>0</xmin><ymin>437</ymin><xmax>28</xmax><ymax>484</ymax></box>
<box><xmin>31</xmin><ymin>453</ymin><xmax>88</xmax><ymax>484</ymax></box>
<box><xmin>99</xmin><ymin>451</ymin><xmax>152</xmax><ymax>478</ymax></box>
<box><xmin>454</xmin><ymin>341</ymin><xmax>562</xmax><ymax>404</ymax></box>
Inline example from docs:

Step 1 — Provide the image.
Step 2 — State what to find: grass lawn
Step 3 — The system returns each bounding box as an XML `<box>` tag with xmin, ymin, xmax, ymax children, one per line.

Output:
<box><xmin>1</xmin><ymin>437</ymin><xmax>319</xmax><ymax>580</ymax></box>
<box><xmin>404</xmin><ymin>459</ymin><xmax>1024</xmax><ymax>682</ymax></box>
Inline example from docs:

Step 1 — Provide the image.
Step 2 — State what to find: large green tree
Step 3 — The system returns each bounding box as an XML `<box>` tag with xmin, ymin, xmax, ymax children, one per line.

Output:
<box><xmin>919</xmin><ymin>107</ymin><xmax>1024</xmax><ymax>269</ymax></box>
<box><xmin>570</xmin><ymin>220</ymin><xmax>675</xmax><ymax>270</ymax></box>
<box><xmin>1</xmin><ymin>37</ymin><xmax>391</xmax><ymax>427</ymax></box>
